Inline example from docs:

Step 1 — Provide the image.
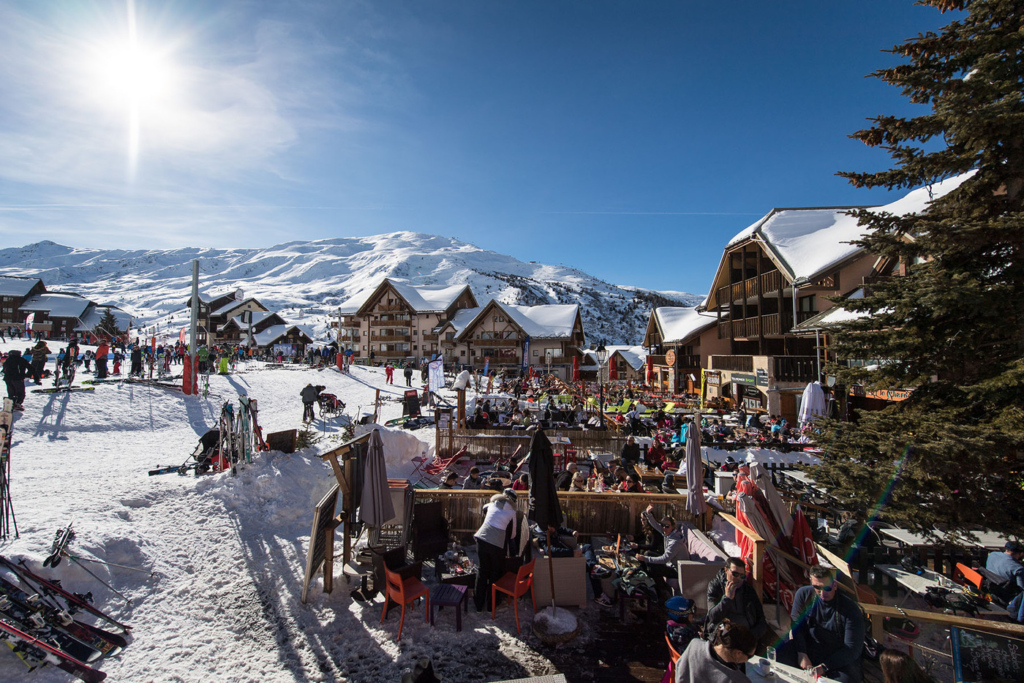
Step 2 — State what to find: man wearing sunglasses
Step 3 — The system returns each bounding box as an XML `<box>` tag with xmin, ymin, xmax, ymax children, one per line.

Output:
<box><xmin>706</xmin><ymin>557</ymin><xmax>768</xmax><ymax>642</ymax></box>
<box><xmin>781</xmin><ymin>565</ymin><xmax>865</xmax><ymax>683</ymax></box>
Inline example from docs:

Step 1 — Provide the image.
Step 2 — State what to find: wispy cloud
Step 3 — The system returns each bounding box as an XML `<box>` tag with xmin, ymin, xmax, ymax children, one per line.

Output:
<box><xmin>0</xmin><ymin>1</ymin><xmax>406</xmax><ymax>246</ymax></box>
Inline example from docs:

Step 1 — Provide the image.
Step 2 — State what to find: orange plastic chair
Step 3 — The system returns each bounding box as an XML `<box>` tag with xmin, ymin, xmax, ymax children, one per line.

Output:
<box><xmin>491</xmin><ymin>559</ymin><xmax>537</xmax><ymax>633</ymax></box>
<box><xmin>955</xmin><ymin>562</ymin><xmax>984</xmax><ymax>591</ymax></box>
<box><xmin>380</xmin><ymin>566</ymin><xmax>430</xmax><ymax>639</ymax></box>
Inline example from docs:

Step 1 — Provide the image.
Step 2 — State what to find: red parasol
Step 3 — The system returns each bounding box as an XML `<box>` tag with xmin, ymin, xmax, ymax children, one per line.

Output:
<box><xmin>646</xmin><ymin>356</ymin><xmax>653</xmax><ymax>385</ymax></box>
<box><xmin>572</xmin><ymin>355</ymin><xmax>579</xmax><ymax>382</ymax></box>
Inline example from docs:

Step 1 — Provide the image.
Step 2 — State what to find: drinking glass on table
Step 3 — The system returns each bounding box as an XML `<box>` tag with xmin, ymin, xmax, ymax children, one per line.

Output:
<box><xmin>766</xmin><ymin>646</ymin><xmax>776</xmax><ymax>673</ymax></box>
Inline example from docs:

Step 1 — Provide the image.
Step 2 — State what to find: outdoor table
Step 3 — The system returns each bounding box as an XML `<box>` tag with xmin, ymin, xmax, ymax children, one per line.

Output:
<box><xmin>877</xmin><ymin>527</ymin><xmax>946</xmax><ymax>548</ymax></box>
<box><xmin>963</xmin><ymin>529</ymin><xmax>1011</xmax><ymax>549</ymax></box>
<box><xmin>429</xmin><ymin>583</ymin><xmax>468</xmax><ymax>632</ymax></box>
<box><xmin>876</xmin><ymin>563</ymin><xmax>991</xmax><ymax>612</ymax></box>
<box><xmin>746</xmin><ymin>658</ymin><xmax>840</xmax><ymax>683</ymax></box>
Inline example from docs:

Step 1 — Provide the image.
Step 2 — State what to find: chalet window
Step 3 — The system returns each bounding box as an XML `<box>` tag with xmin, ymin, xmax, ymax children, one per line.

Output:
<box><xmin>413</xmin><ymin>345</ymin><xmax>417</xmax><ymax>350</ymax></box>
<box><xmin>480</xmin><ymin>332</ymin><xmax>493</xmax><ymax>340</ymax></box>
<box><xmin>799</xmin><ymin>295</ymin><xmax>816</xmax><ymax>312</ymax></box>
<box><xmin>460</xmin><ymin>350</ymin><xmax>466</xmax><ymax>356</ymax></box>
<box><xmin>533</xmin><ymin>350</ymin><xmax>539</xmax><ymax>357</ymax></box>
<box><xmin>494</xmin><ymin>315</ymin><xmax>505</xmax><ymax>322</ymax></box>
<box><xmin>446</xmin><ymin>332</ymin><xmax>455</xmax><ymax>341</ymax></box>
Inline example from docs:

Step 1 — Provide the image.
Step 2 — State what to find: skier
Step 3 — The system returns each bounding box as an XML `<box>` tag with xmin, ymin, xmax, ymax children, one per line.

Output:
<box><xmin>95</xmin><ymin>340</ymin><xmax>109</xmax><ymax>379</ymax></box>
<box><xmin>129</xmin><ymin>344</ymin><xmax>143</xmax><ymax>377</ymax></box>
<box><xmin>29</xmin><ymin>339</ymin><xmax>50</xmax><ymax>384</ymax></box>
<box><xmin>197</xmin><ymin>345</ymin><xmax>210</xmax><ymax>374</ymax></box>
<box><xmin>2</xmin><ymin>350</ymin><xmax>33</xmax><ymax>411</ymax></box>
<box><xmin>62</xmin><ymin>337</ymin><xmax>80</xmax><ymax>378</ymax></box>
<box><xmin>300</xmin><ymin>383</ymin><xmax>320</xmax><ymax>422</ymax></box>
<box><xmin>112</xmin><ymin>350</ymin><xmax>122</xmax><ymax>375</ymax></box>
<box><xmin>385</xmin><ymin>362</ymin><xmax>394</xmax><ymax>384</ymax></box>
<box><xmin>404</xmin><ymin>363</ymin><xmax>413</xmax><ymax>387</ymax></box>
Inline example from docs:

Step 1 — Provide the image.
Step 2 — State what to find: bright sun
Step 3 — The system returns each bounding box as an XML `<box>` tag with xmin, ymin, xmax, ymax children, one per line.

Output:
<box><xmin>94</xmin><ymin>41</ymin><xmax>171</xmax><ymax>104</ymax></box>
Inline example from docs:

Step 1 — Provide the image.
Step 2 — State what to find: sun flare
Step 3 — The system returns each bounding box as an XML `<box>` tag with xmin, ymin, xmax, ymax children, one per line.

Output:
<box><xmin>94</xmin><ymin>41</ymin><xmax>172</xmax><ymax>105</ymax></box>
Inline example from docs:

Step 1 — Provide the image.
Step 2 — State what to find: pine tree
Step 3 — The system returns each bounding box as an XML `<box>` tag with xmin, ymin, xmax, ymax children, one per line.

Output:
<box><xmin>94</xmin><ymin>309</ymin><xmax>122</xmax><ymax>341</ymax></box>
<box><xmin>817</xmin><ymin>0</ymin><xmax>1024</xmax><ymax>540</ymax></box>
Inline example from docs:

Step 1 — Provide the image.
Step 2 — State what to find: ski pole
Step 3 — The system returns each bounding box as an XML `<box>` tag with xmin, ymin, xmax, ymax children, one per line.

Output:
<box><xmin>61</xmin><ymin>552</ymin><xmax>156</xmax><ymax>576</ymax></box>
<box><xmin>65</xmin><ymin>556</ymin><xmax>132</xmax><ymax>606</ymax></box>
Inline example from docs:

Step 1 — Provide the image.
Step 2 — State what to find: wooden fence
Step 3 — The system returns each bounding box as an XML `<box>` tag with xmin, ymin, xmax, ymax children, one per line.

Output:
<box><xmin>436</xmin><ymin>427</ymin><xmax>637</xmax><ymax>461</ymax></box>
<box><xmin>410</xmin><ymin>489</ymin><xmax>704</xmax><ymax>541</ymax></box>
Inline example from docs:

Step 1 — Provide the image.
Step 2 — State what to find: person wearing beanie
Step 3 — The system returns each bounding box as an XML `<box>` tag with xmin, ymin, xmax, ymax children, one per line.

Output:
<box><xmin>472</xmin><ymin>489</ymin><xmax>517</xmax><ymax>612</ymax></box>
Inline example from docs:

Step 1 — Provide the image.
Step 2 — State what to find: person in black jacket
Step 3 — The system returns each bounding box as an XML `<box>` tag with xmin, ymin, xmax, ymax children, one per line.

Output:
<box><xmin>780</xmin><ymin>565</ymin><xmax>865</xmax><ymax>683</ymax></box>
<box><xmin>620</xmin><ymin>435</ymin><xmax>641</xmax><ymax>477</ymax></box>
<box><xmin>705</xmin><ymin>558</ymin><xmax>768</xmax><ymax>644</ymax></box>
<box><xmin>2</xmin><ymin>350</ymin><xmax>34</xmax><ymax>411</ymax></box>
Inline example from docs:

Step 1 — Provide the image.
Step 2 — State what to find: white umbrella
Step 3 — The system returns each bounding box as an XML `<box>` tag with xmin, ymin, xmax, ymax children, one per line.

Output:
<box><xmin>359</xmin><ymin>430</ymin><xmax>395</xmax><ymax>531</ymax></box>
<box><xmin>749</xmin><ymin>461</ymin><xmax>793</xmax><ymax>537</ymax></box>
<box><xmin>685</xmin><ymin>414</ymin><xmax>707</xmax><ymax>517</ymax></box>
<box><xmin>797</xmin><ymin>382</ymin><xmax>826</xmax><ymax>427</ymax></box>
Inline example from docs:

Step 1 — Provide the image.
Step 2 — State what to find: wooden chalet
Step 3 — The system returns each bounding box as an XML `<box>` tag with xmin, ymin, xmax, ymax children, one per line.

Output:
<box><xmin>0</xmin><ymin>277</ymin><xmax>46</xmax><ymax>327</ymax></box>
<box><xmin>338</xmin><ymin>279</ymin><xmax>477</xmax><ymax>364</ymax></box>
<box><xmin>439</xmin><ymin>300</ymin><xmax>587</xmax><ymax>380</ymax></box>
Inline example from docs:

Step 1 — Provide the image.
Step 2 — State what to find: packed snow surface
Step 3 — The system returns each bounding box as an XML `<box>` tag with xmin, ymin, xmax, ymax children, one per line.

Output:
<box><xmin>0</xmin><ymin>346</ymin><xmax>564</xmax><ymax>683</ymax></box>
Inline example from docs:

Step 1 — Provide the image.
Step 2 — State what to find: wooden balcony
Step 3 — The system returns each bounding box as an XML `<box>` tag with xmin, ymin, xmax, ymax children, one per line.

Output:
<box><xmin>716</xmin><ymin>270</ymin><xmax>787</xmax><ymax>307</ymax></box>
<box><xmin>370</xmin><ymin>318</ymin><xmax>411</xmax><ymax>327</ymax></box>
<box><xmin>421</xmin><ymin>333</ymin><xmax>438</xmax><ymax>341</ymax></box>
<box><xmin>373</xmin><ymin>333</ymin><xmax>411</xmax><ymax>342</ymax></box>
<box><xmin>719</xmin><ymin>313</ymin><xmax>789</xmax><ymax>339</ymax></box>
<box><xmin>473</xmin><ymin>338</ymin><xmax>520</xmax><ymax>347</ymax></box>
<box><xmin>374</xmin><ymin>304</ymin><xmax>407</xmax><ymax>313</ymax></box>
<box><xmin>710</xmin><ymin>355</ymin><xmax>754</xmax><ymax>372</ymax></box>
<box><xmin>774</xmin><ymin>356</ymin><xmax>818</xmax><ymax>383</ymax></box>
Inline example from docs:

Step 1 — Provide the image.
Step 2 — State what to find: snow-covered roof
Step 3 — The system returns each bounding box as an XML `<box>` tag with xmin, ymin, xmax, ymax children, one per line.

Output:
<box><xmin>444</xmin><ymin>307</ymin><xmax>482</xmax><ymax>337</ymax></box>
<box><xmin>340</xmin><ymin>279</ymin><xmax>473</xmax><ymax>314</ymax></box>
<box><xmin>609</xmin><ymin>345</ymin><xmax>648</xmax><ymax>371</ymax></box>
<box><xmin>726</xmin><ymin>173</ymin><xmax>973</xmax><ymax>282</ymax></box>
<box><xmin>579</xmin><ymin>349</ymin><xmax>600</xmax><ymax>370</ymax></box>
<box><xmin>212</xmin><ymin>298</ymin><xmax>262</xmax><ymax>317</ymax></box>
<box><xmin>253</xmin><ymin>324</ymin><xmax>313</xmax><ymax>347</ymax></box>
<box><xmin>227</xmin><ymin>311</ymin><xmax>278</xmax><ymax>331</ymax></box>
<box><xmin>500</xmin><ymin>303</ymin><xmax>580</xmax><ymax>339</ymax></box>
<box><xmin>654</xmin><ymin>307</ymin><xmax>716</xmax><ymax>344</ymax></box>
<box><xmin>794</xmin><ymin>289</ymin><xmax>871</xmax><ymax>330</ymax></box>
<box><xmin>19</xmin><ymin>293</ymin><xmax>90</xmax><ymax>319</ymax></box>
<box><xmin>0</xmin><ymin>276</ymin><xmax>42</xmax><ymax>297</ymax></box>
<box><xmin>75</xmin><ymin>305</ymin><xmax>134</xmax><ymax>333</ymax></box>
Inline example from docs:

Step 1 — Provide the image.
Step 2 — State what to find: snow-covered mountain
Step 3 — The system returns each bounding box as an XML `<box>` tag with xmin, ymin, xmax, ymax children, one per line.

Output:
<box><xmin>0</xmin><ymin>233</ymin><xmax>703</xmax><ymax>344</ymax></box>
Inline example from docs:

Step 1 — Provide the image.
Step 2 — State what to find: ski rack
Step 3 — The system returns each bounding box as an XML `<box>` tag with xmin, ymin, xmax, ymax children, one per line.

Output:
<box><xmin>0</xmin><ymin>398</ymin><xmax>17</xmax><ymax>540</ymax></box>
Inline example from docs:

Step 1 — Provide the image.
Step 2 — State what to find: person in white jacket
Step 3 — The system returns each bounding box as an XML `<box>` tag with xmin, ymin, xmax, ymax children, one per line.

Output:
<box><xmin>473</xmin><ymin>489</ymin><xmax>518</xmax><ymax>612</ymax></box>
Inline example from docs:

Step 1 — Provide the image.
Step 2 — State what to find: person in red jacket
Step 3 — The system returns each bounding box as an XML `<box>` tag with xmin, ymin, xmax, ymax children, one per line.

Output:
<box><xmin>95</xmin><ymin>340</ymin><xmax>110</xmax><ymax>379</ymax></box>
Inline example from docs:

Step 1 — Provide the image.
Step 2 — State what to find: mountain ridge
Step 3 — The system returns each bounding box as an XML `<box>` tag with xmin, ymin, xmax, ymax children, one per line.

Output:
<box><xmin>0</xmin><ymin>233</ymin><xmax>704</xmax><ymax>344</ymax></box>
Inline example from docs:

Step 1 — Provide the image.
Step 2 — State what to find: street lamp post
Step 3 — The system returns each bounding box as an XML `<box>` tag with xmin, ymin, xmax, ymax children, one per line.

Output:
<box><xmin>596</xmin><ymin>343</ymin><xmax>608</xmax><ymax>430</ymax></box>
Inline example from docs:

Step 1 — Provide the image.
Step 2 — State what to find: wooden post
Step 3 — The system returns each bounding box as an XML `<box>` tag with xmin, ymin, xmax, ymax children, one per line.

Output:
<box><xmin>546</xmin><ymin>529</ymin><xmax>558</xmax><ymax>615</ymax></box>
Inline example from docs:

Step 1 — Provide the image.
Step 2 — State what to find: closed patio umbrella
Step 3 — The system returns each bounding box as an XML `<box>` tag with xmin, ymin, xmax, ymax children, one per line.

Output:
<box><xmin>685</xmin><ymin>414</ymin><xmax>707</xmax><ymax>518</ymax></box>
<box><xmin>528</xmin><ymin>429</ymin><xmax>563</xmax><ymax>532</ymax></box>
<box><xmin>359</xmin><ymin>430</ymin><xmax>395</xmax><ymax>543</ymax></box>
<box><xmin>798</xmin><ymin>381</ymin><xmax>826</xmax><ymax>427</ymax></box>
<box><xmin>749</xmin><ymin>461</ymin><xmax>793</xmax><ymax>537</ymax></box>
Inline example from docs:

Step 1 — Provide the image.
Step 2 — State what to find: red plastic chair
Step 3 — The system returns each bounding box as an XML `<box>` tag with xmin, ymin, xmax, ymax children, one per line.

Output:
<box><xmin>380</xmin><ymin>566</ymin><xmax>430</xmax><ymax>639</ymax></box>
<box><xmin>491</xmin><ymin>559</ymin><xmax>536</xmax><ymax>633</ymax></box>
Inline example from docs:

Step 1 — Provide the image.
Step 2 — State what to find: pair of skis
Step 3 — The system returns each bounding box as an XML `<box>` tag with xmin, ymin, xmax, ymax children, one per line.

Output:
<box><xmin>0</xmin><ymin>556</ymin><xmax>131</xmax><ymax>682</ymax></box>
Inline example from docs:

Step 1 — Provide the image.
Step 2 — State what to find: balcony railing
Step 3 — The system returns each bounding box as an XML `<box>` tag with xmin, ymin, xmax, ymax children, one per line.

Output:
<box><xmin>710</xmin><ymin>355</ymin><xmax>754</xmax><ymax>372</ymax></box>
<box><xmin>774</xmin><ymin>356</ymin><xmax>818</xmax><ymax>383</ymax></box>
<box><xmin>421</xmin><ymin>333</ymin><xmax>438</xmax><ymax>341</ymax></box>
<box><xmin>716</xmin><ymin>270</ymin><xmax>787</xmax><ymax>307</ymax></box>
<box><xmin>373</xmin><ymin>333</ymin><xmax>411</xmax><ymax>342</ymax></box>
<box><xmin>473</xmin><ymin>338</ymin><xmax>520</xmax><ymax>347</ymax></box>
<box><xmin>370</xmin><ymin>318</ymin><xmax>411</xmax><ymax>327</ymax></box>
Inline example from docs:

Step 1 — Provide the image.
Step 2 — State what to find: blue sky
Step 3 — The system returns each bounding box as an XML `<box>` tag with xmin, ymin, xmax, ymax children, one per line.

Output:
<box><xmin>0</xmin><ymin>1</ymin><xmax>954</xmax><ymax>294</ymax></box>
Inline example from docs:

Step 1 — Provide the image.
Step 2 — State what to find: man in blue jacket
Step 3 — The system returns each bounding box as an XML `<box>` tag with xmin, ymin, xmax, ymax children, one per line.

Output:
<box><xmin>986</xmin><ymin>541</ymin><xmax>1024</xmax><ymax>622</ymax></box>
<box><xmin>780</xmin><ymin>565</ymin><xmax>865</xmax><ymax>683</ymax></box>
